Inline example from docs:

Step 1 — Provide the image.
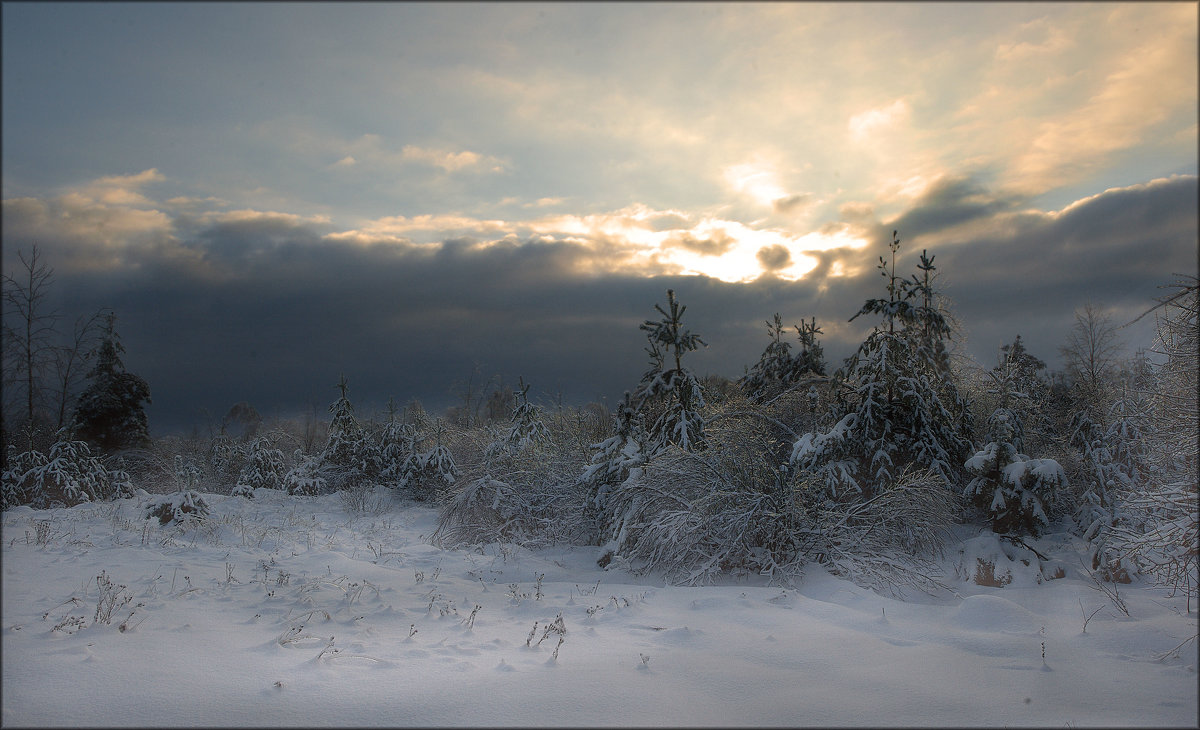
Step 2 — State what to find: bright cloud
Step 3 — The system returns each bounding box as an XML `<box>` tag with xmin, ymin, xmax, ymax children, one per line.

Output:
<box><xmin>399</xmin><ymin>145</ymin><xmax>505</xmax><ymax>174</ymax></box>
<box><xmin>848</xmin><ymin>99</ymin><xmax>912</xmax><ymax>141</ymax></box>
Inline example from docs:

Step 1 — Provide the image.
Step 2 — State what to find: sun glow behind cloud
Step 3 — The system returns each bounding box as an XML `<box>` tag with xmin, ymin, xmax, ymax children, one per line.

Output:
<box><xmin>341</xmin><ymin>203</ymin><xmax>863</xmax><ymax>283</ymax></box>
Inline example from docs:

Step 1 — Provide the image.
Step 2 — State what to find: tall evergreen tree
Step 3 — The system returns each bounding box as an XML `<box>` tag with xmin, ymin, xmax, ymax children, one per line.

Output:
<box><xmin>72</xmin><ymin>313</ymin><xmax>151</xmax><ymax>453</ymax></box>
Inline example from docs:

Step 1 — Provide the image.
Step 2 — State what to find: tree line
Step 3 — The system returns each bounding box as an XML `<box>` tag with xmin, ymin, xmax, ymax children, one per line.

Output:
<box><xmin>2</xmin><ymin>237</ymin><xmax>1196</xmax><ymax>600</ymax></box>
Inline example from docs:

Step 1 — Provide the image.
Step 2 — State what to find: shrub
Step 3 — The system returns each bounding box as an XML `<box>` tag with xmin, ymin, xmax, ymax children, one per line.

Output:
<box><xmin>2</xmin><ymin>430</ymin><xmax>125</xmax><ymax>508</ymax></box>
<box><xmin>144</xmin><ymin>490</ymin><xmax>209</xmax><ymax>525</ymax></box>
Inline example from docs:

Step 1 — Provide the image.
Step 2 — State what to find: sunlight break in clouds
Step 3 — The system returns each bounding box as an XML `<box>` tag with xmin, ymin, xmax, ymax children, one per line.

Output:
<box><xmin>339</xmin><ymin>203</ymin><xmax>856</xmax><ymax>283</ymax></box>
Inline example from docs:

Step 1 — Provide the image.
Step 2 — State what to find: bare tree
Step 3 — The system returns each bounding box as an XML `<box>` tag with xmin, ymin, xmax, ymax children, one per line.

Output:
<box><xmin>1059</xmin><ymin>302</ymin><xmax>1123</xmax><ymax>413</ymax></box>
<box><xmin>51</xmin><ymin>309</ymin><xmax>110</xmax><ymax>431</ymax></box>
<box><xmin>2</xmin><ymin>245</ymin><xmax>60</xmax><ymax>451</ymax></box>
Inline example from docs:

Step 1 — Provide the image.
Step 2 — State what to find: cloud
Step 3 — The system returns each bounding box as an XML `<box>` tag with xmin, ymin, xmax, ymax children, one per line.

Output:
<box><xmin>4</xmin><ymin>169</ymin><xmax>1193</xmax><ymax>435</ymax></box>
<box><xmin>756</xmin><ymin>244</ymin><xmax>792</xmax><ymax>272</ymax></box>
<box><xmin>848</xmin><ymin>98</ymin><xmax>911</xmax><ymax>140</ymax></box>
<box><xmin>400</xmin><ymin>145</ymin><xmax>505</xmax><ymax>174</ymax></box>
<box><xmin>772</xmin><ymin>194</ymin><xmax>811</xmax><ymax>215</ymax></box>
<box><xmin>878</xmin><ymin>175</ymin><xmax>1024</xmax><ymax>246</ymax></box>
<box><xmin>665</xmin><ymin>230</ymin><xmax>736</xmax><ymax>256</ymax></box>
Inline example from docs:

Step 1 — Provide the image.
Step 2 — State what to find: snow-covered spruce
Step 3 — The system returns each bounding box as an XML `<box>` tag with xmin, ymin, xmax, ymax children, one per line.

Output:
<box><xmin>579</xmin><ymin>391</ymin><xmax>649</xmax><ymax>511</ymax></box>
<box><xmin>498</xmin><ymin>377</ymin><xmax>549</xmax><ymax>455</ymax></box>
<box><xmin>740</xmin><ymin>313</ymin><xmax>826</xmax><ymax>402</ymax></box>
<box><xmin>283</xmin><ymin>452</ymin><xmax>327</xmax><ymax>496</ymax></box>
<box><xmin>232</xmin><ymin>435</ymin><xmax>287</xmax><ymax>497</ymax></box>
<box><xmin>791</xmin><ymin>234</ymin><xmax>970</xmax><ymax>500</ymax></box>
<box><xmin>964</xmin><ymin>408</ymin><xmax>1066</xmax><ymax>537</ymax></box>
<box><xmin>399</xmin><ymin>420</ymin><xmax>458</xmax><ymax>501</ymax></box>
<box><xmin>319</xmin><ymin>375</ymin><xmax>381</xmax><ymax>489</ymax></box>
<box><xmin>634</xmin><ymin>289</ymin><xmax>708</xmax><ymax>456</ymax></box>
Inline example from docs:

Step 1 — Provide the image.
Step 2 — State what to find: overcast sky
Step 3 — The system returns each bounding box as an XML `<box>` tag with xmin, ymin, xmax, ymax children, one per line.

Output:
<box><xmin>3</xmin><ymin>2</ymin><xmax>1197</xmax><ymax>435</ymax></box>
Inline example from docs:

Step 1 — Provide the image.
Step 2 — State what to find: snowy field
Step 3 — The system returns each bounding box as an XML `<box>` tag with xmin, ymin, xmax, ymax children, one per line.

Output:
<box><xmin>2</xmin><ymin>487</ymin><xmax>1196</xmax><ymax>728</ymax></box>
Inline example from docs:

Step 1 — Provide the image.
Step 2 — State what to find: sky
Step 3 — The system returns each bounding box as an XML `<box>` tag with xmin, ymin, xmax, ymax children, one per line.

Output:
<box><xmin>2</xmin><ymin>2</ymin><xmax>1197</xmax><ymax>435</ymax></box>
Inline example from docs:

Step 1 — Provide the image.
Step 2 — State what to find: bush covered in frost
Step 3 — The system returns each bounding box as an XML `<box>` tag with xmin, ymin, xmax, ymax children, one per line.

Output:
<box><xmin>144</xmin><ymin>490</ymin><xmax>209</xmax><ymax>525</ymax></box>
<box><xmin>2</xmin><ymin>429</ymin><xmax>130</xmax><ymax>509</ymax></box>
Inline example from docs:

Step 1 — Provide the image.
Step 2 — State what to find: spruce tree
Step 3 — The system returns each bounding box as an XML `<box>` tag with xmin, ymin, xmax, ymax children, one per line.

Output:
<box><xmin>580</xmin><ymin>391</ymin><xmax>650</xmax><ymax>498</ymax></box>
<box><xmin>72</xmin><ymin>313</ymin><xmax>151</xmax><ymax>453</ymax></box>
<box><xmin>320</xmin><ymin>375</ymin><xmax>379</xmax><ymax>482</ymax></box>
<box><xmin>635</xmin><ymin>289</ymin><xmax>707</xmax><ymax>455</ymax></box>
<box><xmin>791</xmin><ymin>232</ymin><xmax>970</xmax><ymax>499</ymax></box>
<box><xmin>965</xmin><ymin>348</ymin><xmax>1065</xmax><ymax>537</ymax></box>
<box><xmin>741</xmin><ymin>314</ymin><xmax>827</xmax><ymax>402</ymax></box>
<box><xmin>502</xmin><ymin>377</ymin><xmax>549</xmax><ymax>454</ymax></box>
<box><xmin>233</xmin><ymin>435</ymin><xmax>287</xmax><ymax>496</ymax></box>
<box><xmin>1</xmin><ymin>428</ymin><xmax>127</xmax><ymax>508</ymax></box>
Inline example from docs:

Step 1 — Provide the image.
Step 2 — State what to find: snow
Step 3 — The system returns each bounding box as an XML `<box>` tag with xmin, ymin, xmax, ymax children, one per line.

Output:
<box><xmin>3</xmin><ymin>488</ymin><xmax>1196</xmax><ymax>727</ymax></box>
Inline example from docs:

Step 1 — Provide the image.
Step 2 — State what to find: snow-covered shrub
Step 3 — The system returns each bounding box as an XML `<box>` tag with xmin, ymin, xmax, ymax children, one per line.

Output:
<box><xmin>595</xmin><ymin>409</ymin><xmax>809</xmax><ymax>585</ymax></box>
<box><xmin>800</xmin><ymin>466</ymin><xmax>961</xmax><ymax>597</ymax></box>
<box><xmin>1108</xmin><ymin>278</ymin><xmax>1198</xmax><ymax>602</ymax></box>
<box><xmin>173</xmin><ymin>454</ymin><xmax>203</xmax><ymax>491</ymax></box>
<box><xmin>2</xmin><ymin>430</ymin><xmax>123</xmax><ymax>508</ymax></box>
<box><xmin>432</xmin><ymin>411</ymin><xmax>593</xmax><ymax>549</ymax></box>
<box><xmin>207</xmin><ymin>427</ymin><xmax>247</xmax><ymax>488</ymax></box>
<box><xmin>964</xmin><ymin>408</ymin><xmax>1066</xmax><ymax>537</ymax></box>
<box><xmin>144</xmin><ymin>490</ymin><xmax>209</xmax><ymax>525</ymax></box>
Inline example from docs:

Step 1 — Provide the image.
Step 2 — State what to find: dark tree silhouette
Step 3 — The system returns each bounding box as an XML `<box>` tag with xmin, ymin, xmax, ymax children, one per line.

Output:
<box><xmin>72</xmin><ymin>313</ymin><xmax>151</xmax><ymax>453</ymax></box>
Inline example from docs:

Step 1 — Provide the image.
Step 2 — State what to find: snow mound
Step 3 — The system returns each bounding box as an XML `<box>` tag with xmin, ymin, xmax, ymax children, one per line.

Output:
<box><xmin>948</xmin><ymin>594</ymin><xmax>1039</xmax><ymax>633</ymax></box>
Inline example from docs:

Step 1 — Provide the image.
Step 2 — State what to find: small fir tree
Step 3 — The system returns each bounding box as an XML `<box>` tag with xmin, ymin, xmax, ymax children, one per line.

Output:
<box><xmin>378</xmin><ymin>397</ymin><xmax>411</xmax><ymax>483</ymax></box>
<box><xmin>740</xmin><ymin>314</ymin><xmax>827</xmax><ymax>402</ymax></box>
<box><xmin>406</xmin><ymin>419</ymin><xmax>458</xmax><ymax>500</ymax></box>
<box><xmin>635</xmin><ymin>290</ymin><xmax>708</xmax><ymax>455</ymax></box>
<box><xmin>965</xmin><ymin>408</ymin><xmax>1066</xmax><ymax>536</ymax></box>
<box><xmin>501</xmin><ymin>377</ymin><xmax>549</xmax><ymax>454</ymax></box>
<box><xmin>233</xmin><ymin>435</ymin><xmax>287</xmax><ymax>496</ymax></box>
<box><xmin>283</xmin><ymin>450</ymin><xmax>327</xmax><ymax>495</ymax></box>
<box><xmin>580</xmin><ymin>391</ymin><xmax>650</xmax><ymax>502</ymax></box>
<box><xmin>0</xmin><ymin>428</ymin><xmax>120</xmax><ymax>508</ymax></box>
<box><xmin>320</xmin><ymin>375</ymin><xmax>380</xmax><ymax>482</ymax></box>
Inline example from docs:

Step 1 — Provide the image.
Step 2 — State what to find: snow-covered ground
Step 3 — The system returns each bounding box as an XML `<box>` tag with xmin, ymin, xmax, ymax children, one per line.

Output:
<box><xmin>3</xmin><ymin>487</ymin><xmax>1196</xmax><ymax>727</ymax></box>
